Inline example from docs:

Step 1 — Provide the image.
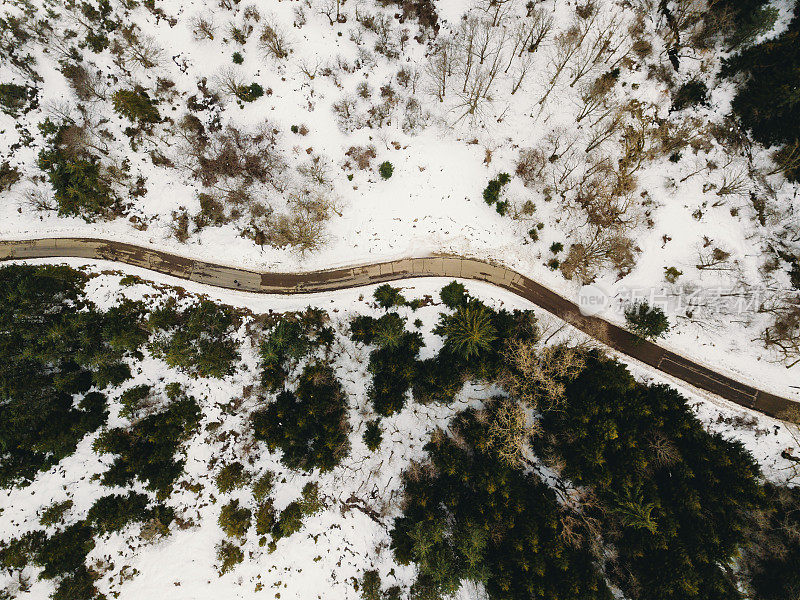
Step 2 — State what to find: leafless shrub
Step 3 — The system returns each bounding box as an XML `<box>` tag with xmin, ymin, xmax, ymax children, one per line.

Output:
<box><xmin>191</xmin><ymin>15</ymin><xmax>216</xmax><ymax>40</ymax></box>
<box><xmin>343</xmin><ymin>146</ymin><xmax>377</xmax><ymax>170</ymax></box>
<box><xmin>759</xmin><ymin>302</ymin><xmax>800</xmax><ymax>368</ymax></box>
<box><xmin>24</xmin><ymin>185</ymin><xmax>59</xmax><ymax>212</ymax></box>
<box><xmin>116</xmin><ymin>25</ymin><xmax>164</xmax><ymax>70</ymax></box>
<box><xmin>214</xmin><ymin>67</ymin><xmax>246</xmax><ymax>100</ymax></box>
<box><xmin>501</xmin><ymin>341</ymin><xmax>586</xmax><ymax>411</ymax></box>
<box><xmin>332</xmin><ymin>96</ymin><xmax>359</xmax><ymax>131</ymax></box>
<box><xmin>561</xmin><ymin>226</ymin><xmax>636</xmax><ymax>283</ymax></box>
<box><xmin>767</xmin><ymin>141</ymin><xmax>800</xmax><ymax>178</ymax></box>
<box><xmin>297</xmin><ymin>154</ymin><xmax>331</xmax><ymax>187</ymax></box>
<box><xmin>61</xmin><ymin>63</ymin><xmax>106</xmax><ymax>101</ymax></box>
<box><xmin>259</xmin><ymin>20</ymin><xmax>291</xmax><ymax>59</ymax></box>
<box><xmin>516</xmin><ymin>148</ymin><xmax>548</xmax><ymax>186</ymax></box>
<box><xmin>487</xmin><ymin>398</ymin><xmax>538</xmax><ymax>468</ymax></box>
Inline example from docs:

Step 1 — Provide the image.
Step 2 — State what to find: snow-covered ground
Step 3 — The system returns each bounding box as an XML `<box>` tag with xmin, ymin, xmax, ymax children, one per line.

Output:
<box><xmin>1</xmin><ymin>261</ymin><xmax>796</xmax><ymax>599</ymax></box>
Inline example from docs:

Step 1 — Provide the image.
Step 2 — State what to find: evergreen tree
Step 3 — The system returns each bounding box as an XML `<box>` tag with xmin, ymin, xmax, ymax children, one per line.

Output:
<box><xmin>252</xmin><ymin>362</ymin><xmax>350</xmax><ymax>471</ymax></box>
<box><xmin>624</xmin><ymin>301</ymin><xmax>670</xmax><ymax>340</ymax></box>
<box><xmin>391</xmin><ymin>404</ymin><xmax>613</xmax><ymax>600</ymax></box>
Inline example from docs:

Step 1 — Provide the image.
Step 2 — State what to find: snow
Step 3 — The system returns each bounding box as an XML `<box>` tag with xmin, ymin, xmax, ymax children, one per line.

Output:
<box><xmin>1</xmin><ymin>0</ymin><xmax>800</xmax><ymax>595</ymax></box>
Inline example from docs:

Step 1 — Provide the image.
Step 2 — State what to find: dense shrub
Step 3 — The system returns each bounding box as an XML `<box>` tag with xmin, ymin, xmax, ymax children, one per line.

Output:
<box><xmin>38</xmin><ymin>145</ymin><xmax>115</xmax><ymax>219</ymax></box>
<box><xmin>482</xmin><ymin>173</ymin><xmax>510</xmax><ymax>206</ymax></box>
<box><xmin>86</xmin><ymin>492</ymin><xmax>150</xmax><ymax>533</ymax></box>
<box><xmin>439</xmin><ymin>280</ymin><xmax>467</xmax><ymax>309</ymax></box>
<box><xmin>215</xmin><ymin>461</ymin><xmax>249</xmax><ymax>494</ymax></box>
<box><xmin>378</xmin><ymin>161</ymin><xmax>394</xmax><ymax>179</ymax></box>
<box><xmin>259</xmin><ymin>310</ymin><xmax>334</xmax><ymax>390</ymax></box>
<box><xmin>671</xmin><ymin>80</ymin><xmax>708</xmax><ymax>111</ymax></box>
<box><xmin>39</xmin><ymin>500</ymin><xmax>73</xmax><ymax>527</ymax></box>
<box><xmin>373</xmin><ymin>283</ymin><xmax>405</xmax><ymax>309</ymax></box>
<box><xmin>118</xmin><ymin>384</ymin><xmax>152</xmax><ymax>419</ymax></box>
<box><xmin>218</xmin><ymin>499</ymin><xmax>252</xmax><ymax>539</ymax></box>
<box><xmin>252</xmin><ymin>362</ymin><xmax>350</xmax><ymax>472</ymax></box>
<box><xmin>0</xmin><ymin>265</ymin><xmax>146</xmax><ymax>485</ymax></box>
<box><xmin>252</xmin><ymin>471</ymin><xmax>275</xmax><ymax>501</ymax></box>
<box><xmin>148</xmin><ymin>298</ymin><xmax>241</xmax><ymax>378</ymax></box>
<box><xmin>363</xmin><ymin>419</ymin><xmax>383</xmax><ymax>451</ymax></box>
<box><xmin>0</xmin><ymin>82</ymin><xmax>37</xmax><ymax>116</ymax></box>
<box><xmin>95</xmin><ymin>387</ymin><xmax>201</xmax><ymax>496</ymax></box>
<box><xmin>351</xmin><ymin>313</ymin><xmax>424</xmax><ymax>415</ymax></box>
<box><xmin>255</xmin><ymin>500</ymin><xmax>276</xmax><ymax>536</ymax></box>
<box><xmin>34</xmin><ymin>522</ymin><xmax>95</xmax><ymax>579</ymax></box>
<box><xmin>112</xmin><ymin>88</ymin><xmax>160</xmax><ymax>123</ymax></box>
<box><xmin>273</xmin><ymin>501</ymin><xmax>305</xmax><ymax>539</ymax></box>
<box><xmin>216</xmin><ymin>540</ymin><xmax>244</xmax><ymax>574</ymax></box>
<box><xmin>741</xmin><ymin>484</ymin><xmax>800</xmax><ymax>600</ymax></box>
<box><xmin>391</xmin><ymin>406</ymin><xmax>612</xmax><ymax>600</ymax></box>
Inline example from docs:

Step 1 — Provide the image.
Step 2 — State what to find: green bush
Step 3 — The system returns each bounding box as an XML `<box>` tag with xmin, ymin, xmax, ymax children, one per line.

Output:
<box><xmin>218</xmin><ymin>499</ymin><xmax>252</xmax><ymax>539</ymax></box>
<box><xmin>119</xmin><ymin>384</ymin><xmax>152</xmax><ymax>419</ymax></box>
<box><xmin>252</xmin><ymin>362</ymin><xmax>350</xmax><ymax>471</ymax></box>
<box><xmin>363</xmin><ymin>419</ymin><xmax>383</xmax><ymax>451</ymax></box>
<box><xmin>148</xmin><ymin>298</ymin><xmax>241</xmax><ymax>378</ymax></box>
<box><xmin>216</xmin><ymin>540</ymin><xmax>244</xmax><ymax>574</ymax></box>
<box><xmin>300</xmin><ymin>481</ymin><xmax>323</xmax><ymax>515</ymax></box>
<box><xmin>259</xmin><ymin>311</ymin><xmax>335</xmax><ymax>391</ymax></box>
<box><xmin>232</xmin><ymin>52</ymin><xmax>244</xmax><ymax>64</ymax></box>
<box><xmin>34</xmin><ymin>522</ymin><xmax>95</xmax><ymax>579</ymax></box>
<box><xmin>112</xmin><ymin>88</ymin><xmax>160</xmax><ymax>123</ymax></box>
<box><xmin>52</xmin><ymin>565</ymin><xmax>100</xmax><ymax>600</ymax></box>
<box><xmin>361</xmin><ymin>569</ymin><xmax>382</xmax><ymax>600</ymax></box>
<box><xmin>237</xmin><ymin>82</ymin><xmax>264</xmax><ymax>102</ymax></box>
<box><xmin>38</xmin><ymin>146</ymin><xmax>115</xmax><ymax>219</ymax></box>
<box><xmin>439</xmin><ymin>280</ymin><xmax>468</xmax><ymax>309</ymax></box>
<box><xmin>39</xmin><ymin>500</ymin><xmax>73</xmax><ymax>527</ymax></box>
<box><xmin>252</xmin><ymin>472</ymin><xmax>275</xmax><ymax>501</ymax></box>
<box><xmin>255</xmin><ymin>500</ymin><xmax>276</xmax><ymax>536</ymax></box>
<box><xmin>671</xmin><ymin>80</ymin><xmax>708</xmax><ymax>111</ymax></box>
<box><xmin>0</xmin><ymin>83</ymin><xmax>36</xmax><ymax>116</ymax></box>
<box><xmin>435</xmin><ymin>301</ymin><xmax>497</xmax><ymax>360</ymax></box>
<box><xmin>95</xmin><ymin>390</ymin><xmax>201</xmax><ymax>496</ymax></box>
<box><xmin>86</xmin><ymin>492</ymin><xmax>149</xmax><ymax>533</ymax></box>
<box><xmin>378</xmin><ymin>161</ymin><xmax>394</xmax><ymax>179</ymax></box>
<box><xmin>0</xmin><ymin>160</ymin><xmax>21</xmax><ymax>192</ymax></box>
<box><xmin>215</xmin><ymin>461</ymin><xmax>249</xmax><ymax>494</ymax></box>
<box><xmin>373</xmin><ymin>284</ymin><xmax>406</xmax><ymax>309</ymax></box>
<box><xmin>482</xmin><ymin>173</ymin><xmax>510</xmax><ymax>205</ymax></box>
<box><xmin>273</xmin><ymin>501</ymin><xmax>304</xmax><ymax>539</ymax></box>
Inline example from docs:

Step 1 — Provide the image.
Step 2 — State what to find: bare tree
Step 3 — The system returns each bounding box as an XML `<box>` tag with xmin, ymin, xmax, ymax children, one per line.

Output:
<box><xmin>487</xmin><ymin>397</ymin><xmax>538</xmax><ymax>467</ymax></box>
<box><xmin>425</xmin><ymin>36</ymin><xmax>458</xmax><ymax>101</ymax></box>
<box><xmin>560</xmin><ymin>225</ymin><xmax>636</xmax><ymax>282</ymax></box>
<box><xmin>259</xmin><ymin>20</ymin><xmax>291</xmax><ymax>59</ymax></box>
<box><xmin>759</xmin><ymin>302</ymin><xmax>800</xmax><ymax>367</ymax></box>
<box><xmin>501</xmin><ymin>341</ymin><xmax>586</xmax><ymax>410</ymax></box>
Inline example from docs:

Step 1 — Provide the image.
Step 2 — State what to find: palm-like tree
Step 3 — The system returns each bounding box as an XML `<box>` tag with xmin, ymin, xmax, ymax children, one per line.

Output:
<box><xmin>439</xmin><ymin>302</ymin><xmax>497</xmax><ymax>359</ymax></box>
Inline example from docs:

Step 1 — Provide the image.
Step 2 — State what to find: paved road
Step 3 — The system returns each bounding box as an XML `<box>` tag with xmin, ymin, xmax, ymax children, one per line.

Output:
<box><xmin>0</xmin><ymin>237</ymin><xmax>795</xmax><ymax>419</ymax></box>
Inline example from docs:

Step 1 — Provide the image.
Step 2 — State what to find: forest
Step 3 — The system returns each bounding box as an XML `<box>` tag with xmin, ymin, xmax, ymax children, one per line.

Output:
<box><xmin>0</xmin><ymin>264</ymin><xmax>797</xmax><ymax>599</ymax></box>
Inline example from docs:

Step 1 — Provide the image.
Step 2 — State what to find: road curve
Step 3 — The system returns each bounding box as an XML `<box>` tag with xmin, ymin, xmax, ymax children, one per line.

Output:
<box><xmin>0</xmin><ymin>237</ymin><xmax>795</xmax><ymax>419</ymax></box>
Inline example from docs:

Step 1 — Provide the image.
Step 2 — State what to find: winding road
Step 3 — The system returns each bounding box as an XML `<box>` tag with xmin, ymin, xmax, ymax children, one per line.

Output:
<box><xmin>1</xmin><ymin>237</ymin><xmax>796</xmax><ymax>419</ymax></box>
